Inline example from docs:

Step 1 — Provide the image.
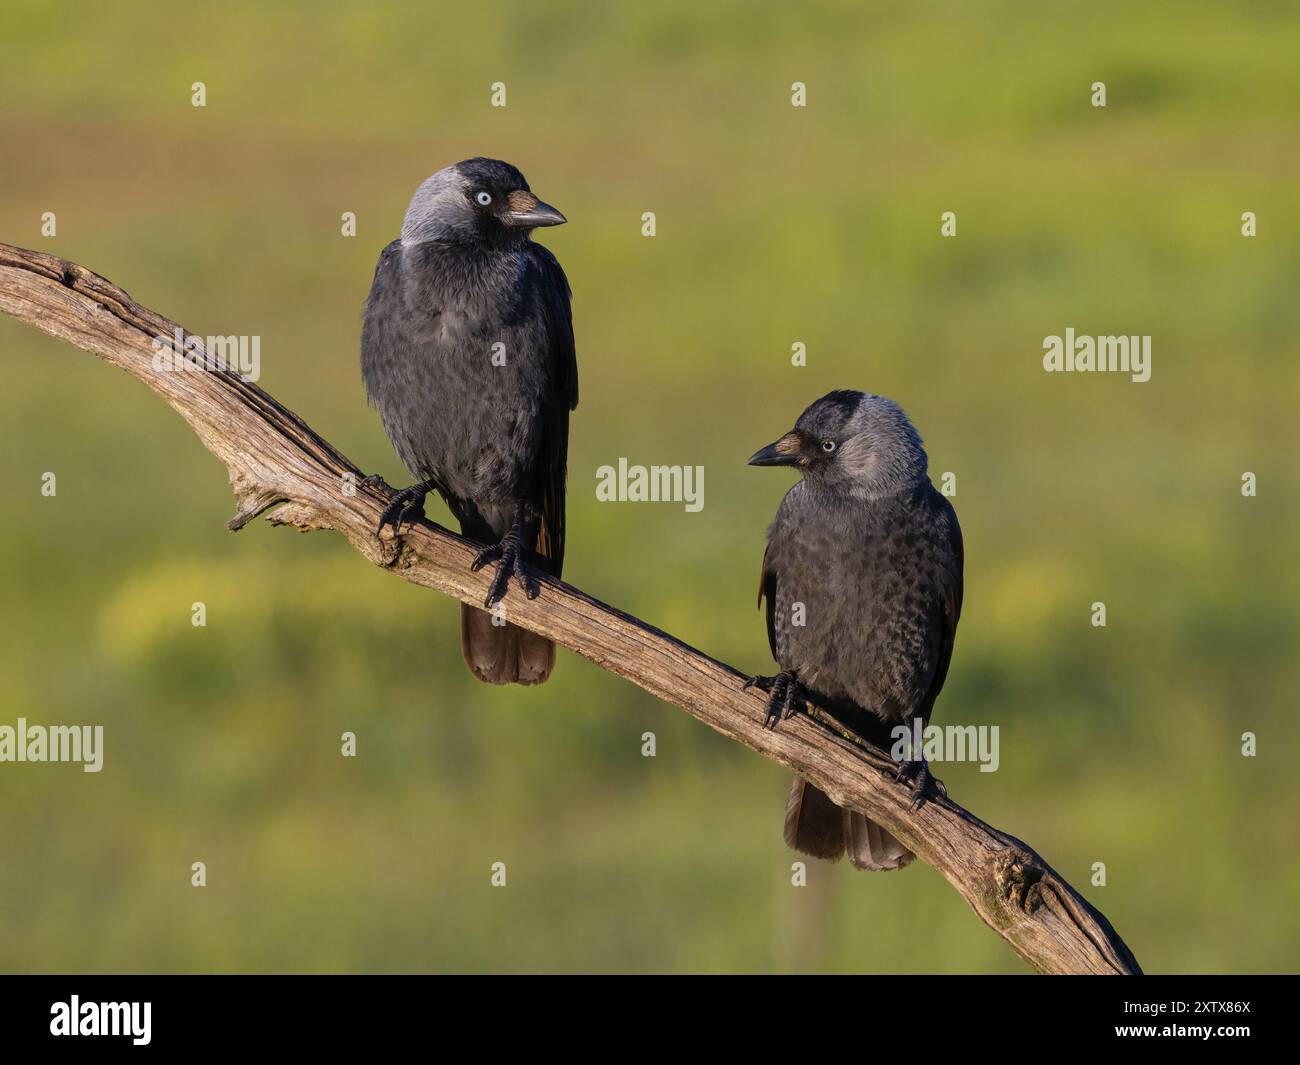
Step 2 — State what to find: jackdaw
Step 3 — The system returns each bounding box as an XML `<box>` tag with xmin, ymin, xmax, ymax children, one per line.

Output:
<box><xmin>747</xmin><ymin>391</ymin><xmax>964</xmax><ymax>871</ymax></box>
<box><xmin>361</xmin><ymin>158</ymin><xmax>577</xmax><ymax>685</ymax></box>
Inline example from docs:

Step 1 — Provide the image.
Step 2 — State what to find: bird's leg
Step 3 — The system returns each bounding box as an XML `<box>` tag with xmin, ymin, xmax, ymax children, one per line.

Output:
<box><xmin>744</xmin><ymin>670</ymin><xmax>807</xmax><ymax>730</ymax></box>
<box><xmin>373</xmin><ymin>477</ymin><xmax>437</xmax><ymax>537</ymax></box>
<box><xmin>470</xmin><ymin>502</ymin><xmax>540</xmax><ymax>607</ymax></box>
<box><xmin>894</xmin><ymin>748</ymin><xmax>947</xmax><ymax>813</ymax></box>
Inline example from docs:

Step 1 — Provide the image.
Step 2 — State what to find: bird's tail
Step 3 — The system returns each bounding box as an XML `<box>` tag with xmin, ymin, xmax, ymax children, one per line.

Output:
<box><xmin>460</xmin><ymin>604</ymin><xmax>555</xmax><ymax>685</ymax></box>
<box><xmin>784</xmin><ymin>775</ymin><xmax>914</xmax><ymax>872</ymax></box>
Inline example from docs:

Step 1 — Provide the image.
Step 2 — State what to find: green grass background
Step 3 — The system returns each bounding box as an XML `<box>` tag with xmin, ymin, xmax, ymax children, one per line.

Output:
<box><xmin>0</xmin><ymin>0</ymin><xmax>1296</xmax><ymax>973</ymax></box>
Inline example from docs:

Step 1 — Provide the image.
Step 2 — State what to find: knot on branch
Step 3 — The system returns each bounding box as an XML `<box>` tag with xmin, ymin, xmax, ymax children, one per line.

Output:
<box><xmin>228</xmin><ymin>489</ymin><xmax>286</xmax><ymax>532</ymax></box>
<box><xmin>995</xmin><ymin>850</ymin><xmax>1044</xmax><ymax>913</ymax></box>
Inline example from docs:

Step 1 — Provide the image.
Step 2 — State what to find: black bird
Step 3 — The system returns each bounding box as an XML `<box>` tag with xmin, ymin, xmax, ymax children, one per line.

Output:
<box><xmin>747</xmin><ymin>391</ymin><xmax>964</xmax><ymax>871</ymax></box>
<box><xmin>361</xmin><ymin>158</ymin><xmax>577</xmax><ymax>685</ymax></box>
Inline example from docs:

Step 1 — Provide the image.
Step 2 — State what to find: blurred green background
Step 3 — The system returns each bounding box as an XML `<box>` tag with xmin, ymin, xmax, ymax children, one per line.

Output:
<box><xmin>1</xmin><ymin>1</ymin><xmax>1297</xmax><ymax>974</ymax></box>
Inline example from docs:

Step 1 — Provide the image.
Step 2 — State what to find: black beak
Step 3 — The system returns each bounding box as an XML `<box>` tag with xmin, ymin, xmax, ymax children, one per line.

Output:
<box><xmin>506</xmin><ymin>199</ymin><xmax>567</xmax><ymax>229</ymax></box>
<box><xmin>747</xmin><ymin>432</ymin><xmax>803</xmax><ymax>467</ymax></box>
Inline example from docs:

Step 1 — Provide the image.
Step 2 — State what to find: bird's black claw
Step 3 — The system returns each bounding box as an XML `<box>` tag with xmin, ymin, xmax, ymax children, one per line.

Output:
<box><xmin>516</xmin><ymin>559</ymin><xmax>541</xmax><ymax>601</ymax></box>
<box><xmin>749</xmin><ymin>671</ymin><xmax>805</xmax><ymax>730</ymax></box>
<box><xmin>895</xmin><ymin>757</ymin><xmax>945</xmax><ymax>813</ymax></box>
<box><xmin>785</xmin><ymin>682</ymin><xmax>807</xmax><ymax>722</ymax></box>
<box><xmin>376</xmin><ymin>484</ymin><xmax>428</xmax><ymax>537</ymax></box>
<box><xmin>474</xmin><ymin>536</ymin><xmax>539</xmax><ymax>607</ymax></box>
<box><xmin>483</xmin><ymin>565</ymin><xmax>510</xmax><ymax>608</ymax></box>
<box><xmin>470</xmin><ymin>542</ymin><xmax>503</xmax><ymax>572</ymax></box>
<box><xmin>763</xmin><ymin>686</ymin><xmax>785</xmax><ymax>729</ymax></box>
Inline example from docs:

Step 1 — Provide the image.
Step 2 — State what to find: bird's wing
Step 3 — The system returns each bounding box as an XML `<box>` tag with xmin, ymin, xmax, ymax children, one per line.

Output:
<box><xmin>921</xmin><ymin>487</ymin><xmax>965</xmax><ymax>717</ymax></box>
<box><xmin>527</xmin><ymin>242</ymin><xmax>577</xmax><ymax>576</ymax></box>
<box><xmin>758</xmin><ymin>541</ymin><xmax>779</xmax><ymax>660</ymax></box>
<box><xmin>360</xmin><ymin>239</ymin><xmax>404</xmax><ymax>409</ymax></box>
<box><xmin>361</xmin><ymin>239</ymin><xmax>438</xmax><ymax>483</ymax></box>
<box><xmin>528</xmin><ymin>243</ymin><xmax>578</xmax><ymax>411</ymax></box>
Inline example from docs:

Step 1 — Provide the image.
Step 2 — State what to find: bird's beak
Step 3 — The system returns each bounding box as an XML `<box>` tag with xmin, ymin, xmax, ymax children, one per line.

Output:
<box><xmin>747</xmin><ymin>431</ymin><xmax>803</xmax><ymax>467</ymax></box>
<box><xmin>505</xmin><ymin>191</ymin><xmax>567</xmax><ymax>228</ymax></box>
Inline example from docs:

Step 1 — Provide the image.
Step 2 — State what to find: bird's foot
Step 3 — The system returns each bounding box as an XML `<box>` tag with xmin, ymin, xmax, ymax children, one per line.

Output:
<box><xmin>375</xmin><ymin>482</ymin><xmax>428</xmax><ymax>537</ymax></box>
<box><xmin>744</xmin><ymin>670</ymin><xmax>807</xmax><ymax>730</ymax></box>
<box><xmin>894</xmin><ymin>756</ymin><xmax>947</xmax><ymax>813</ymax></box>
<box><xmin>470</xmin><ymin>527</ymin><xmax>539</xmax><ymax>607</ymax></box>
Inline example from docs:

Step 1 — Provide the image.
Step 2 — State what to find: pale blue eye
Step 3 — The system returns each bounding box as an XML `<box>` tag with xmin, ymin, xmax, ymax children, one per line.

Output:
<box><xmin>475</xmin><ymin>191</ymin><xmax>492</xmax><ymax>206</ymax></box>
<box><xmin>821</xmin><ymin>440</ymin><xmax>836</xmax><ymax>453</ymax></box>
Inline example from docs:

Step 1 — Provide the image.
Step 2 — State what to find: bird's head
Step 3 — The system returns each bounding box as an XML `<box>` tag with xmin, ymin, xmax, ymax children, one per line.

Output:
<box><xmin>747</xmin><ymin>390</ymin><xmax>929</xmax><ymax>498</ymax></box>
<box><xmin>400</xmin><ymin>157</ymin><xmax>566</xmax><ymax>247</ymax></box>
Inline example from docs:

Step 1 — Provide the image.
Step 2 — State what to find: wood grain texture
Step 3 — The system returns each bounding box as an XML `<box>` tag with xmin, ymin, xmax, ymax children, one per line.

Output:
<box><xmin>0</xmin><ymin>241</ymin><xmax>1141</xmax><ymax>975</ymax></box>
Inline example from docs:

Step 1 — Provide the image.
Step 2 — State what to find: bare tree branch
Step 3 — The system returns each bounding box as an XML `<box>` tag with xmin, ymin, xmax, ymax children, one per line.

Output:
<box><xmin>0</xmin><ymin>241</ymin><xmax>1141</xmax><ymax>975</ymax></box>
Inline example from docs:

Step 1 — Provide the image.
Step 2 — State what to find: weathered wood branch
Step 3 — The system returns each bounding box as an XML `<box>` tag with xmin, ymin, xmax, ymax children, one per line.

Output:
<box><xmin>0</xmin><ymin>241</ymin><xmax>1140</xmax><ymax>975</ymax></box>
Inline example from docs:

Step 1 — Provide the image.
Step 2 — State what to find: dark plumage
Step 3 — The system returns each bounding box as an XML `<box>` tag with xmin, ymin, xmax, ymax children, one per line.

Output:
<box><xmin>361</xmin><ymin>158</ymin><xmax>577</xmax><ymax>685</ymax></box>
<box><xmin>748</xmin><ymin>391</ymin><xmax>964</xmax><ymax>870</ymax></box>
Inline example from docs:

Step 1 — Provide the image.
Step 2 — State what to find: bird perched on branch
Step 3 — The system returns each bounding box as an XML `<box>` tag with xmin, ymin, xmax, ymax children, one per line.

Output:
<box><xmin>747</xmin><ymin>391</ymin><xmax>964</xmax><ymax>871</ymax></box>
<box><xmin>361</xmin><ymin>158</ymin><xmax>577</xmax><ymax>685</ymax></box>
